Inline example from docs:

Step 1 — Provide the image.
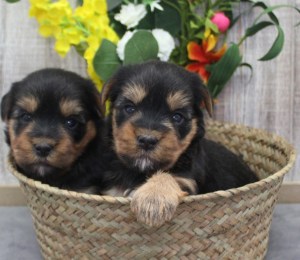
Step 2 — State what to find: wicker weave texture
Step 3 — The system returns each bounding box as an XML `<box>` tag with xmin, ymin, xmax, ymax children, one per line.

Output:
<box><xmin>8</xmin><ymin>121</ymin><xmax>296</xmax><ymax>259</ymax></box>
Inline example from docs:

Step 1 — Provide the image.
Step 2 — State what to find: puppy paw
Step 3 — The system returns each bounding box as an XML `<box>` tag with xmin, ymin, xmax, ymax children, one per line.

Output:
<box><xmin>130</xmin><ymin>171</ymin><xmax>187</xmax><ymax>227</ymax></box>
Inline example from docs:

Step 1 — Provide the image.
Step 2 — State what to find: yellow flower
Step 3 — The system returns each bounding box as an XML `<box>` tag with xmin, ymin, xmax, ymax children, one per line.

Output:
<box><xmin>84</xmin><ymin>35</ymin><xmax>103</xmax><ymax>89</ymax></box>
<box><xmin>203</xmin><ymin>28</ymin><xmax>218</xmax><ymax>52</ymax></box>
<box><xmin>55</xmin><ymin>37</ymin><xmax>71</xmax><ymax>56</ymax></box>
<box><xmin>29</xmin><ymin>0</ymin><xmax>119</xmax><ymax>89</ymax></box>
<box><xmin>78</xmin><ymin>0</ymin><xmax>119</xmax><ymax>89</ymax></box>
<box><xmin>87</xmin><ymin>60</ymin><xmax>103</xmax><ymax>91</ymax></box>
<box><xmin>39</xmin><ymin>24</ymin><xmax>57</xmax><ymax>37</ymax></box>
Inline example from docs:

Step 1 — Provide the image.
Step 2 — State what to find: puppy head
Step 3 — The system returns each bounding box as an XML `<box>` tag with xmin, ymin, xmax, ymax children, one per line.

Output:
<box><xmin>1</xmin><ymin>69</ymin><xmax>102</xmax><ymax>179</ymax></box>
<box><xmin>102</xmin><ymin>61</ymin><xmax>212</xmax><ymax>173</ymax></box>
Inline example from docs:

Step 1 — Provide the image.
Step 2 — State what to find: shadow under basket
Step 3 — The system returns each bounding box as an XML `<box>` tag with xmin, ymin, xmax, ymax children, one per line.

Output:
<box><xmin>8</xmin><ymin>121</ymin><xmax>296</xmax><ymax>259</ymax></box>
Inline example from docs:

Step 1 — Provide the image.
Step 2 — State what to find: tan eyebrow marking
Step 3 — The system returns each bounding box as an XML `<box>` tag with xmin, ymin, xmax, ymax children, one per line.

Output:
<box><xmin>59</xmin><ymin>99</ymin><xmax>84</xmax><ymax>117</ymax></box>
<box><xmin>16</xmin><ymin>96</ymin><xmax>39</xmax><ymax>113</ymax></box>
<box><xmin>167</xmin><ymin>91</ymin><xmax>191</xmax><ymax>111</ymax></box>
<box><xmin>122</xmin><ymin>83</ymin><xmax>147</xmax><ymax>104</ymax></box>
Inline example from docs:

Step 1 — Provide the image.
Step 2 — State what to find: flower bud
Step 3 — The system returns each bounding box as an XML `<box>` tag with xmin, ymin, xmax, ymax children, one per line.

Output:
<box><xmin>211</xmin><ymin>12</ymin><xmax>230</xmax><ymax>33</ymax></box>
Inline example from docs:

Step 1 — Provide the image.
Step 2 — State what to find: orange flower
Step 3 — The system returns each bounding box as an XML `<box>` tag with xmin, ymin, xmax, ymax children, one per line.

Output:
<box><xmin>186</xmin><ymin>39</ymin><xmax>226</xmax><ymax>83</ymax></box>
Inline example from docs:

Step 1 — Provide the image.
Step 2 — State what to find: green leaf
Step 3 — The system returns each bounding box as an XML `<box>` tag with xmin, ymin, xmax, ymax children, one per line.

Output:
<box><xmin>207</xmin><ymin>44</ymin><xmax>242</xmax><ymax>98</ymax></box>
<box><xmin>3</xmin><ymin>0</ymin><xmax>20</xmax><ymax>3</ymax></box>
<box><xmin>155</xmin><ymin>3</ymin><xmax>181</xmax><ymax>36</ymax></box>
<box><xmin>76</xmin><ymin>0</ymin><xmax>83</xmax><ymax>6</ymax></box>
<box><xmin>107</xmin><ymin>0</ymin><xmax>122</xmax><ymax>11</ymax></box>
<box><xmin>137</xmin><ymin>3</ymin><xmax>181</xmax><ymax>36</ymax></box>
<box><xmin>190</xmin><ymin>21</ymin><xmax>199</xmax><ymax>29</ymax></box>
<box><xmin>253</xmin><ymin>2</ymin><xmax>280</xmax><ymax>25</ymax></box>
<box><xmin>254</xmin><ymin>4</ymin><xmax>300</xmax><ymax>26</ymax></box>
<box><xmin>205</xmin><ymin>18</ymin><xmax>219</xmax><ymax>33</ymax></box>
<box><xmin>239</xmin><ymin>62</ymin><xmax>254</xmax><ymax>83</ymax></box>
<box><xmin>123</xmin><ymin>30</ymin><xmax>159</xmax><ymax>65</ymax></box>
<box><xmin>245</xmin><ymin>21</ymin><xmax>274</xmax><ymax>37</ymax></box>
<box><xmin>230</xmin><ymin>14</ymin><xmax>242</xmax><ymax>29</ymax></box>
<box><xmin>93</xmin><ymin>39</ymin><xmax>121</xmax><ymax>82</ymax></box>
<box><xmin>259</xmin><ymin>26</ymin><xmax>284</xmax><ymax>61</ymax></box>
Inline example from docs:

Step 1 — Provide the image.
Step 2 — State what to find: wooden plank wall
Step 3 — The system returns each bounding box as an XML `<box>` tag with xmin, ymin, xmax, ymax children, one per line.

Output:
<box><xmin>0</xmin><ymin>0</ymin><xmax>299</xmax><ymax>185</ymax></box>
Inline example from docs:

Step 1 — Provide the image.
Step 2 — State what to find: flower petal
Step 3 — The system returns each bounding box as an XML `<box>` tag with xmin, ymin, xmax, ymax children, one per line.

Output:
<box><xmin>186</xmin><ymin>62</ymin><xmax>201</xmax><ymax>72</ymax></box>
<box><xmin>204</xmin><ymin>28</ymin><xmax>211</xmax><ymax>39</ymax></box>
<box><xmin>54</xmin><ymin>38</ymin><xmax>71</xmax><ymax>57</ymax></box>
<box><xmin>206</xmin><ymin>43</ymin><xmax>227</xmax><ymax>62</ymax></box>
<box><xmin>187</xmin><ymin>42</ymin><xmax>210</xmax><ymax>63</ymax></box>
<box><xmin>203</xmin><ymin>34</ymin><xmax>218</xmax><ymax>52</ymax></box>
<box><xmin>186</xmin><ymin>63</ymin><xmax>210</xmax><ymax>83</ymax></box>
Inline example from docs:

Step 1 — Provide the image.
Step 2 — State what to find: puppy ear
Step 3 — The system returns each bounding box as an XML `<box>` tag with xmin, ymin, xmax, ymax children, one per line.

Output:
<box><xmin>199</xmin><ymin>85</ymin><xmax>213</xmax><ymax>117</ymax></box>
<box><xmin>1</xmin><ymin>92</ymin><xmax>12</xmax><ymax>122</ymax></box>
<box><xmin>92</xmin><ymin>91</ymin><xmax>103</xmax><ymax>118</ymax></box>
<box><xmin>100</xmin><ymin>79</ymin><xmax>114</xmax><ymax>116</ymax></box>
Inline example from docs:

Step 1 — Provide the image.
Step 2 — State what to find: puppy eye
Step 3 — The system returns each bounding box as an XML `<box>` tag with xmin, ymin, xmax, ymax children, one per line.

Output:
<box><xmin>65</xmin><ymin>118</ymin><xmax>79</xmax><ymax>129</ymax></box>
<box><xmin>124</xmin><ymin>105</ymin><xmax>136</xmax><ymax>115</ymax></box>
<box><xmin>20</xmin><ymin>112</ymin><xmax>33</xmax><ymax>123</ymax></box>
<box><xmin>172</xmin><ymin>113</ymin><xmax>184</xmax><ymax>125</ymax></box>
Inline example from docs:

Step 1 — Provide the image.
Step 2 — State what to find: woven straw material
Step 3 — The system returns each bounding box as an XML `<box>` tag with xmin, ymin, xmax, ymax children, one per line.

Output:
<box><xmin>8</xmin><ymin>121</ymin><xmax>296</xmax><ymax>260</ymax></box>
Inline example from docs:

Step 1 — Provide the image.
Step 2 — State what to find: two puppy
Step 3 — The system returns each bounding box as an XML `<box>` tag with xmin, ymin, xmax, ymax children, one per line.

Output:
<box><xmin>1</xmin><ymin>61</ymin><xmax>258</xmax><ymax>226</ymax></box>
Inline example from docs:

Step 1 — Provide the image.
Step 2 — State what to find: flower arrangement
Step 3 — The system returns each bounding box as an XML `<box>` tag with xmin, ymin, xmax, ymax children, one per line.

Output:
<box><xmin>5</xmin><ymin>0</ymin><xmax>300</xmax><ymax>99</ymax></box>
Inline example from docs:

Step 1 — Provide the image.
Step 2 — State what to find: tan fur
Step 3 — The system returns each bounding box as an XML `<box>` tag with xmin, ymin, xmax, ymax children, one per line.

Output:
<box><xmin>102</xmin><ymin>187</ymin><xmax>126</xmax><ymax>197</ymax></box>
<box><xmin>112</xmin><ymin>109</ymin><xmax>141</xmax><ymax>156</ymax></box>
<box><xmin>152</xmin><ymin>119</ymin><xmax>198</xmax><ymax>169</ymax></box>
<box><xmin>8</xmin><ymin>120</ymin><xmax>37</xmax><ymax>165</ymax></box>
<box><xmin>52</xmin><ymin>121</ymin><xmax>96</xmax><ymax>169</ymax></box>
<box><xmin>49</xmin><ymin>131</ymin><xmax>77</xmax><ymax>170</ymax></box>
<box><xmin>199</xmin><ymin>87</ymin><xmax>213</xmax><ymax>117</ymax></box>
<box><xmin>74</xmin><ymin>121</ymin><xmax>96</xmax><ymax>152</ymax></box>
<box><xmin>8</xmin><ymin>118</ymin><xmax>96</xmax><ymax>173</ymax></box>
<box><xmin>167</xmin><ymin>91</ymin><xmax>190</xmax><ymax>111</ymax></box>
<box><xmin>59</xmin><ymin>99</ymin><xmax>83</xmax><ymax>117</ymax></box>
<box><xmin>112</xmin><ymin>108</ymin><xmax>198</xmax><ymax>170</ymax></box>
<box><xmin>100</xmin><ymin>79</ymin><xmax>116</xmax><ymax>115</ymax></box>
<box><xmin>135</xmin><ymin>128</ymin><xmax>162</xmax><ymax>141</ymax></box>
<box><xmin>123</xmin><ymin>84</ymin><xmax>147</xmax><ymax>104</ymax></box>
<box><xmin>16</xmin><ymin>96</ymin><xmax>39</xmax><ymax>113</ymax></box>
<box><xmin>131</xmin><ymin>171</ymin><xmax>187</xmax><ymax>227</ymax></box>
<box><xmin>176</xmin><ymin>118</ymin><xmax>198</xmax><ymax>157</ymax></box>
<box><xmin>174</xmin><ymin>177</ymin><xmax>197</xmax><ymax>195</ymax></box>
<box><xmin>32</xmin><ymin>137</ymin><xmax>56</xmax><ymax>147</ymax></box>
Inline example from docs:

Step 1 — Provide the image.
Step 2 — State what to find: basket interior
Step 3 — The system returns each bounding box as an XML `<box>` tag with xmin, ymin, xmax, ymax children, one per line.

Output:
<box><xmin>205</xmin><ymin>121</ymin><xmax>293</xmax><ymax>180</ymax></box>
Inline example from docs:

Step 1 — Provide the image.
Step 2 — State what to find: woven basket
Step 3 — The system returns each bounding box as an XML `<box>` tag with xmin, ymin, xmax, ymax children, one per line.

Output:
<box><xmin>8</xmin><ymin>121</ymin><xmax>296</xmax><ymax>260</ymax></box>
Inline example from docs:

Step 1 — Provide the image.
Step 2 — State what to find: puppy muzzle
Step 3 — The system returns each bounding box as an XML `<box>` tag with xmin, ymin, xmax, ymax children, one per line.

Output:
<box><xmin>34</xmin><ymin>143</ymin><xmax>54</xmax><ymax>157</ymax></box>
<box><xmin>137</xmin><ymin>135</ymin><xmax>158</xmax><ymax>151</ymax></box>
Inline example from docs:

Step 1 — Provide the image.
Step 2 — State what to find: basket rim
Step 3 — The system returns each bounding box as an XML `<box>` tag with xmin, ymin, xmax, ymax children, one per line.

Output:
<box><xmin>7</xmin><ymin>121</ymin><xmax>297</xmax><ymax>204</ymax></box>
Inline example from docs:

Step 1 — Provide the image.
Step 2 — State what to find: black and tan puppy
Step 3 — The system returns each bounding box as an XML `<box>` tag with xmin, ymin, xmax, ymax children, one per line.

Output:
<box><xmin>101</xmin><ymin>61</ymin><xmax>258</xmax><ymax>226</ymax></box>
<box><xmin>1</xmin><ymin>69</ymin><xmax>106</xmax><ymax>191</ymax></box>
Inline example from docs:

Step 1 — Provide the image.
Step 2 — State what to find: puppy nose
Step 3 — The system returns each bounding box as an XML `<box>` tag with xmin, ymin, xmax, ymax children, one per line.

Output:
<box><xmin>34</xmin><ymin>143</ymin><xmax>53</xmax><ymax>157</ymax></box>
<box><xmin>137</xmin><ymin>135</ymin><xmax>158</xmax><ymax>151</ymax></box>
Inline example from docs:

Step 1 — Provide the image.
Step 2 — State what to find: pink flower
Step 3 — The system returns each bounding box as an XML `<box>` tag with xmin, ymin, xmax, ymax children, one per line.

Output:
<box><xmin>211</xmin><ymin>12</ymin><xmax>230</xmax><ymax>33</ymax></box>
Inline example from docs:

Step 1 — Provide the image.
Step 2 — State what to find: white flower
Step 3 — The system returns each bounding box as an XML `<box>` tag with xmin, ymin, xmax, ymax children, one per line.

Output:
<box><xmin>117</xmin><ymin>31</ymin><xmax>135</xmax><ymax>61</ymax></box>
<box><xmin>114</xmin><ymin>3</ymin><xmax>147</xmax><ymax>29</ymax></box>
<box><xmin>152</xmin><ymin>29</ymin><xmax>175</xmax><ymax>61</ymax></box>
<box><xmin>117</xmin><ymin>29</ymin><xmax>175</xmax><ymax>62</ymax></box>
<box><xmin>145</xmin><ymin>0</ymin><xmax>164</xmax><ymax>12</ymax></box>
